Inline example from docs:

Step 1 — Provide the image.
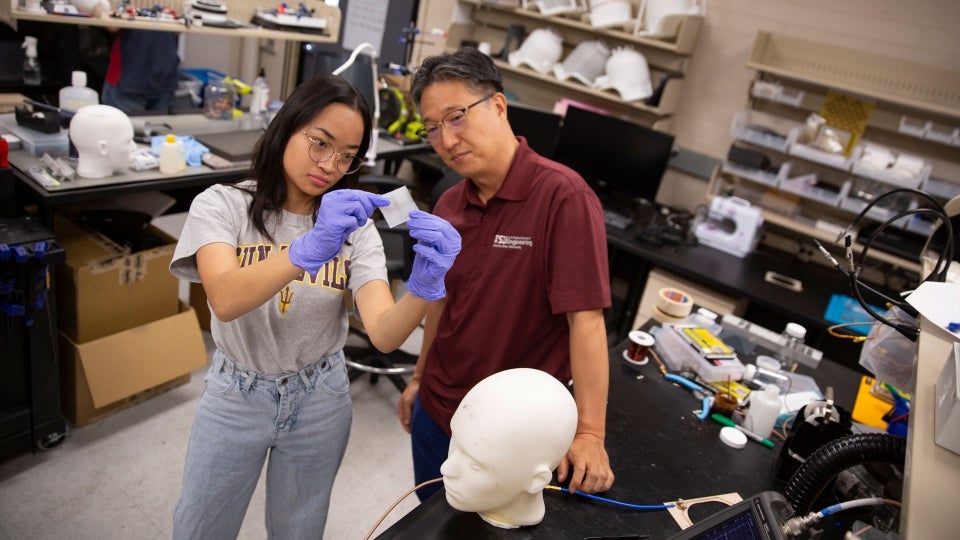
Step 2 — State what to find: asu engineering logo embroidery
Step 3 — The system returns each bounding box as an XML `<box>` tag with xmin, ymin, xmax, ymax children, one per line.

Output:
<box><xmin>492</xmin><ymin>234</ymin><xmax>533</xmax><ymax>250</ymax></box>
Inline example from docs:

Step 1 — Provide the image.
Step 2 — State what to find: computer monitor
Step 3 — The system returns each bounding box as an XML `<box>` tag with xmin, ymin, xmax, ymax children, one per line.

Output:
<box><xmin>298</xmin><ymin>44</ymin><xmax>377</xmax><ymax>125</ymax></box>
<box><xmin>553</xmin><ymin>105</ymin><xmax>675</xmax><ymax>207</ymax></box>
<box><xmin>507</xmin><ymin>102</ymin><xmax>563</xmax><ymax>159</ymax></box>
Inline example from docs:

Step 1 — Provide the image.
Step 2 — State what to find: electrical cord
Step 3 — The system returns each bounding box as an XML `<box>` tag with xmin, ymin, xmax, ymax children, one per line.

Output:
<box><xmin>363</xmin><ymin>479</ymin><xmax>676</xmax><ymax>539</ymax></box>
<box><xmin>814</xmin><ymin>238</ymin><xmax>915</xmax><ymax>339</ymax></box>
<box><xmin>826</xmin><ymin>321</ymin><xmax>878</xmax><ymax>342</ymax></box>
<box><xmin>847</xmin><ymin>260</ymin><xmax>918</xmax><ymax>341</ymax></box>
<box><xmin>781</xmin><ymin>497</ymin><xmax>901</xmax><ymax>537</ymax></box>
<box><xmin>816</xmin><ymin>188</ymin><xmax>955</xmax><ymax>342</ymax></box>
<box><xmin>363</xmin><ymin>477</ymin><xmax>443</xmax><ymax>540</ymax></box>
<box><xmin>840</xmin><ymin>187</ymin><xmax>954</xmax><ymax>283</ymax></box>
<box><xmin>544</xmin><ymin>485</ymin><xmax>675</xmax><ymax>511</ymax></box>
<box><xmin>858</xmin><ymin>206</ymin><xmax>953</xmax><ymax>287</ymax></box>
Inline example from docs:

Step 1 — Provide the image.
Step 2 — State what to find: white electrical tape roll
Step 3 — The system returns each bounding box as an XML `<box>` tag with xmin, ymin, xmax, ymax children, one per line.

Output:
<box><xmin>657</xmin><ymin>287</ymin><xmax>693</xmax><ymax>319</ymax></box>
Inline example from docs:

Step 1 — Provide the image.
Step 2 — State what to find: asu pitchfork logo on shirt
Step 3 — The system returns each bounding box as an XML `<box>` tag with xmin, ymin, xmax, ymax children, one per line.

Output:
<box><xmin>236</xmin><ymin>243</ymin><xmax>349</xmax><ymax>317</ymax></box>
<box><xmin>492</xmin><ymin>234</ymin><xmax>533</xmax><ymax>250</ymax></box>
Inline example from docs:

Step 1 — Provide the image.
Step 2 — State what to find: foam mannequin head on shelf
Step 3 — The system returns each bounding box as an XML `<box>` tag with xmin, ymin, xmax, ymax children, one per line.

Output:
<box><xmin>72</xmin><ymin>0</ymin><xmax>110</xmax><ymax>17</ymax></box>
<box><xmin>441</xmin><ymin>368</ymin><xmax>578</xmax><ymax>529</ymax></box>
<box><xmin>69</xmin><ymin>105</ymin><xmax>136</xmax><ymax>179</ymax></box>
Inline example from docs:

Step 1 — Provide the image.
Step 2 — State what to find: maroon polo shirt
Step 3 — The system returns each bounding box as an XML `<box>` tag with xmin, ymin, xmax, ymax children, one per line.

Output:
<box><xmin>420</xmin><ymin>137</ymin><xmax>611</xmax><ymax>434</ymax></box>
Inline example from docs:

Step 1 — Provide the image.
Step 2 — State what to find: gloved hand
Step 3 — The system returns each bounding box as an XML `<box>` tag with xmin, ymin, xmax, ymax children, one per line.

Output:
<box><xmin>288</xmin><ymin>189</ymin><xmax>389</xmax><ymax>275</ymax></box>
<box><xmin>405</xmin><ymin>210</ymin><xmax>461</xmax><ymax>301</ymax></box>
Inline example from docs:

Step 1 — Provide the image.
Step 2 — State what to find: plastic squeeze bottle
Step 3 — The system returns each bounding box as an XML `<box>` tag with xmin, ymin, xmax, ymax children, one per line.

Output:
<box><xmin>159</xmin><ymin>135</ymin><xmax>186</xmax><ymax>174</ymax></box>
<box><xmin>250</xmin><ymin>68</ymin><xmax>271</xmax><ymax>115</ymax></box>
<box><xmin>743</xmin><ymin>385</ymin><xmax>781</xmax><ymax>439</ymax></box>
<box><xmin>59</xmin><ymin>71</ymin><xmax>99</xmax><ymax>112</ymax></box>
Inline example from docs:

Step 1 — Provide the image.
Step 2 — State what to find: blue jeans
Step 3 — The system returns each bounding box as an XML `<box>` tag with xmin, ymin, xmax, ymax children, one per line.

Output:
<box><xmin>102</xmin><ymin>82</ymin><xmax>173</xmax><ymax>115</ymax></box>
<box><xmin>173</xmin><ymin>349</ymin><xmax>352</xmax><ymax>540</ymax></box>
<box><xmin>410</xmin><ymin>395</ymin><xmax>450</xmax><ymax>502</ymax></box>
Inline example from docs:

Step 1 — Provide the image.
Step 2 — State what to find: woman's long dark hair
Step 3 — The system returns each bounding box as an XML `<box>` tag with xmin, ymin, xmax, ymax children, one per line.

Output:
<box><xmin>240</xmin><ymin>73</ymin><xmax>371</xmax><ymax>242</ymax></box>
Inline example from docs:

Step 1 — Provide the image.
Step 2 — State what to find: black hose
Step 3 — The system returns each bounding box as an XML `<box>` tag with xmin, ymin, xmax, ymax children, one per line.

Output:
<box><xmin>783</xmin><ymin>433</ymin><xmax>906</xmax><ymax>514</ymax></box>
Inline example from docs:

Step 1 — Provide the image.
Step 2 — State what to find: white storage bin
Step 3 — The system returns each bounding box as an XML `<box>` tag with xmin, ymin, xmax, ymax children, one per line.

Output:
<box><xmin>750</xmin><ymin>80</ymin><xmax>805</xmax><ymax>107</ymax></box>
<box><xmin>925</xmin><ymin>123</ymin><xmax>959</xmax><ymax>145</ymax></box>
<box><xmin>851</xmin><ymin>142</ymin><xmax>930</xmax><ymax>189</ymax></box>
<box><xmin>787</xmin><ymin>127</ymin><xmax>859</xmax><ymax>171</ymax></box>
<box><xmin>730</xmin><ymin>109</ymin><xmax>796</xmax><ymax>153</ymax></box>
<box><xmin>721</xmin><ymin>160</ymin><xmax>781</xmax><ymax>188</ymax></box>
<box><xmin>898</xmin><ymin>115</ymin><xmax>929</xmax><ymax>138</ymax></box>
<box><xmin>840</xmin><ymin>177</ymin><xmax>914</xmax><ymax>222</ymax></box>
<box><xmin>923</xmin><ymin>176</ymin><xmax>960</xmax><ymax>201</ymax></box>
<box><xmin>779</xmin><ymin>165</ymin><xmax>849</xmax><ymax>207</ymax></box>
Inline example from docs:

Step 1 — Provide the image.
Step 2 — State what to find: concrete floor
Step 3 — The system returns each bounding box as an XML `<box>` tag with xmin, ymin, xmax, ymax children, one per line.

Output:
<box><xmin>0</xmin><ymin>330</ymin><xmax>421</xmax><ymax>539</ymax></box>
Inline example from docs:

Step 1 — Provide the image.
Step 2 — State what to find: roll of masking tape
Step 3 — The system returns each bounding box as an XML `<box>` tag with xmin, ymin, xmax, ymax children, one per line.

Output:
<box><xmin>657</xmin><ymin>287</ymin><xmax>693</xmax><ymax>319</ymax></box>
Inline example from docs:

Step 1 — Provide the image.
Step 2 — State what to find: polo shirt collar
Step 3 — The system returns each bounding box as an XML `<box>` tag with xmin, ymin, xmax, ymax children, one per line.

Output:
<box><xmin>461</xmin><ymin>137</ymin><xmax>534</xmax><ymax>208</ymax></box>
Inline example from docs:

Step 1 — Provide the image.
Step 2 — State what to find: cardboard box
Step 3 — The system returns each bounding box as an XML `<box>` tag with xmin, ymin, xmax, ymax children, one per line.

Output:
<box><xmin>59</xmin><ymin>302</ymin><xmax>208</xmax><ymax>426</ymax></box>
<box><xmin>54</xmin><ymin>214</ymin><xmax>180</xmax><ymax>343</ymax></box>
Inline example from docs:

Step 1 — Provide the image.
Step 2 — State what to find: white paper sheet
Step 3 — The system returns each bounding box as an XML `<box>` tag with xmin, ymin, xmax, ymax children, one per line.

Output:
<box><xmin>906</xmin><ymin>281</ymin><xmax>960</xmax><ymax>341</ymax></box>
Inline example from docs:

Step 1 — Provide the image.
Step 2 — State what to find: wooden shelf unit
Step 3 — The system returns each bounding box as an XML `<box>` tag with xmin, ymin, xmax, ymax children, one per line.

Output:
<box><xmin>462</xmin><ymin>0</ymin><xmax>703</xmax><ymax>56</ymax></box>
<box><xmin>747</xmin><ymin>31</ymin><xmax>960</xmax><ymax>120</ymax></box>
<box><xmin>447</xmin><ymin>0</ymin><xmax>703</xmax><ymax>128</ymax></box>
<box><xmin>1</xmin><ymin>0</ymin><xmax>341</xmax><ymax>44</ymax></box>
<box><xmin>714</xmin><ymin>31</ymin><xmax>960</xmax><ymax>278</ymax></box>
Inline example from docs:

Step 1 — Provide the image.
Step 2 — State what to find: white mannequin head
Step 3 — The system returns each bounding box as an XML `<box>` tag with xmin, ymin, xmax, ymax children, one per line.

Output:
<box><xmin>72</xmin><ymin>0</ymin><xmax>110</xmax><ymax>17</ymax></box>
<box><xmin>441</xmin><ymin>368</ymin><xmax>578</xmax><ymax>528</ymax></box>
<box><xmin>69</xmin><ymin>104</ymin><xmax>135</xmax><ymax>179</ymax></box>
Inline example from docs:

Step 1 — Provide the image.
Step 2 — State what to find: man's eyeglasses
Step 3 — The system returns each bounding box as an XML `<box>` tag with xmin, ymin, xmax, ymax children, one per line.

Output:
<box><xmin>302</xmin><ymin>130</ymin><xmax>363</xmax><ymax>174</ymax></box>
<box><xmin>416</xmin><ymin>94</ymin><xmax>494</xmax><ymax>143</ymax></box>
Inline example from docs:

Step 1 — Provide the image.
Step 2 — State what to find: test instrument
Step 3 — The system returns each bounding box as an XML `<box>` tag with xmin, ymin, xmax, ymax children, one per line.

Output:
<box><xmin>667</xmin><ymin>491</ymin><xmax>793</xmax><ymax>539</ymax></box>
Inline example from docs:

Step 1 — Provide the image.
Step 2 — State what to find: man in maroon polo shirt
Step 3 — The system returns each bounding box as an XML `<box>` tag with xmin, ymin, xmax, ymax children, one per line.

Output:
<box><xmin>398</xmin><ymin>47</ymin><xmax>615</xmax><ymax>502</ymax></box>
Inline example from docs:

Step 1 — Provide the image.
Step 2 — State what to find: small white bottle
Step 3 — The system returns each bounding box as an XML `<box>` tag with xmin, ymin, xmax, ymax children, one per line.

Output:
<box><xmin>743</xmin><ymin>385</ymin><xmax>781</xmax><ymax>439</ymax></box>
<box><xmin>742</xmin><ymin>363</ymin><xmax>791</xmax><ymax>394</ymax></box>
<box><xmin>250</xmin><ymin>68</ymin><xmax>270</xmax><ymax>115</ymax></box>
<box><xmin>22</xmin><ymin>36</ymin><xmax>41</xmax><ymax>86</ymax></box>
<box><xmin>779</xmin><ymin>322</ymin><xmax>807</xmax><ymax>367</ymax></box>
<box><xmin>158</xmin><ymin>134</ymin><xmax>186</xmax><ymax>174</ymax></box>
<box><xmin>59</xmin><ymin>71</ymin><xmax>99</xmax><ymax>112</ymax></box>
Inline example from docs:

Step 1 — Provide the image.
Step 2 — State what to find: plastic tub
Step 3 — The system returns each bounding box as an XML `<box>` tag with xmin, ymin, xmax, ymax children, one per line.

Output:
<box><xmin>654</xmin><ymin>322</ymin><xmax>746</xmax><ymax>382</ymax></box>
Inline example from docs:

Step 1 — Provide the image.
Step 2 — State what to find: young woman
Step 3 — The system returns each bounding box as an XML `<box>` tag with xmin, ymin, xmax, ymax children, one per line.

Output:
<box><xmin>170</xmin><ymin>74</ymin><xmax>460</xmax><ymax>539</ymax></box>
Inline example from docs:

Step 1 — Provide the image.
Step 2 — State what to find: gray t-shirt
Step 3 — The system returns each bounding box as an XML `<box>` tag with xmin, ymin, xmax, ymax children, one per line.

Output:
<box><xmin>170</xmin><ymin>180</ymin><xmax>387</xmax><ymax>374</ymax></box>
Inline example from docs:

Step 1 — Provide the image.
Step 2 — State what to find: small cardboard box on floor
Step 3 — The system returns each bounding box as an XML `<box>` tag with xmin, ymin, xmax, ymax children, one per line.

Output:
<box><xmin>54</xmin><ymin>214</ymin><xmax>180</xmax><ymax>343</ymax></box>
<box><xmin>59</xmin><ymin>302</ymin><xmax>208</xmax><ymax>426</ymax></box>
<box><xmin>52</xmin><ymin>213</ymin><xmax>206</xmax><ymax>426</ymax></box>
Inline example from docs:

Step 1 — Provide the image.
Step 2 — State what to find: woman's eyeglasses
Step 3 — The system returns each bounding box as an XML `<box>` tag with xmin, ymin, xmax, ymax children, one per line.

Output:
<box><xmin>302</xmin><ymin>130</ymin><xmax>363</xmax><ymax>174</ymax></box>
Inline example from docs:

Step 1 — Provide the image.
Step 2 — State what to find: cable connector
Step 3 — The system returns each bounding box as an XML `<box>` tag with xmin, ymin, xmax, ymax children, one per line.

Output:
<box><xmin>782</xmin><ymin>511</ymin><xmax>822</xmax><ymax>537</ymax></box>
<box><xmin>894</xmin><ymin>322</ymin><xmax>920</xmax><ymax>342</ymax></box>
<box><xmin>844</xmin><ymin>235</ymin><xmax>856</xmax><ymax>273</ymax></box>
<box><xmin>813</xmin><ymin>239</ymin><xmax>841</xmax><ymax>270</ymax></box>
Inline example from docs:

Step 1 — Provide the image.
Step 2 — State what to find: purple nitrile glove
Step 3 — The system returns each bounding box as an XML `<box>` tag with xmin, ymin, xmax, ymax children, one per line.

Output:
<box><xmin>288</xmin><ymin>189</ymin><xmax>389</xmax><ymax>275</ymax></box>
<box><xmin>405</xmin><ymin>210</ymin><xmax>462</xmax><ymax>301</ymax></box>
